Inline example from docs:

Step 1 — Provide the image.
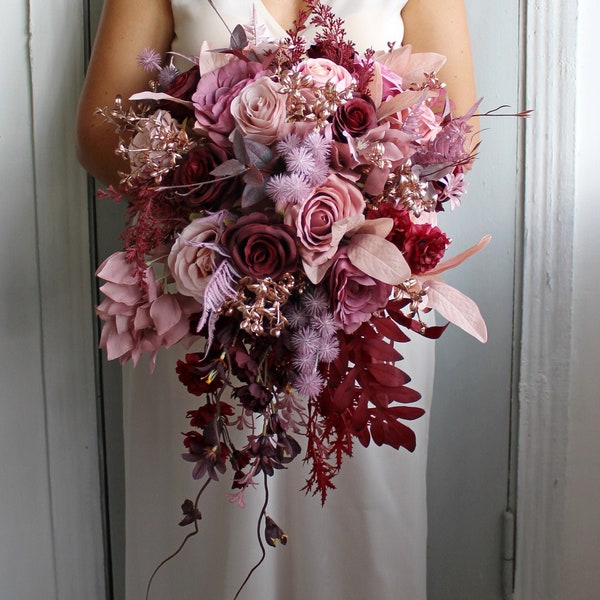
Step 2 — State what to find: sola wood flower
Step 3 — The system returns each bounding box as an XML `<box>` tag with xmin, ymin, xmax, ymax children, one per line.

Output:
<box><xmin>95</xmin><ymin>252</ymin><xmax>201</xmax><ymax>370</ymax></box>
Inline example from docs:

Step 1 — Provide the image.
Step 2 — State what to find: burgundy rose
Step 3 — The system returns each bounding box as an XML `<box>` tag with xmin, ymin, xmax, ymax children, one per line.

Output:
<box><xmin>164</xmin><ymin>66</ymin><xmax>201</xmax><ymax>100</ymax></box>
<box><xmin>172</xmin><ymin>144</ymin><xmax>241</xmax><ymax>210</ymax></box>
<box><xmin>221</xmin><ymin>213</ymin><xmax>298</xmax><ymax>280</ymax></box>
<box><xmin>192</xmin><ymin>60</ymin><xmax>264</xmax><ymax>146</ymax></box>
<box><xmin>328</xmin><ymin>251</ymin><xmax>392</xmax><ymax>333</ymax></box>
<box><xmin>402</xmin><ymin>223</ymin><xmax>450</xmax><ymax>274</ymax></box>
<box><xmin>332</xmin><ymin>96</ymin><xmax>377</xmax><ymax>141</ymax></box>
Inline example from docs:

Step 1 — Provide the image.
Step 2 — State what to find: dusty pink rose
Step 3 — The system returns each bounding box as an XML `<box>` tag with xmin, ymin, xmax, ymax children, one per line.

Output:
<box><xmin>230</xmin><ymin>76</ymin><xmax>289</xmax><ymax>145</ymax></box>
<box><xmin>96</xmin><ymin>252</ymin><xmax>200</xmax><ymax>370</ymax></box>
<box><xmin>284</xmin><ymin>174</ymin><xmax>365</xmax><ymax>267</ymax></box>
<box><xmin>168</xmin><ymin>213</ymin><xmax>225</xmax><ymax>302</ymax></box>
<box><xmin>328</xmin><ymin>251</ymin><xmax>392</xmax><ymax>333</ymax></box>
<box><xmin>296</xmin><ymin>57</ymin><xmax>353</xmax><ymax>92</ymax></box>
<box><xmin>192</xmin><ymin>60</ymin><xmax>264</xmax><ymax>145</ymax></box>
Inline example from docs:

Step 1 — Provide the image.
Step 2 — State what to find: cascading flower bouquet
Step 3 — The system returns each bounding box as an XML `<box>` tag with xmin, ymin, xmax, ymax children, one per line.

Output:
<box><xmin>95</xmin><ymin>0</ymin><xmax>494</xmax><ymax>593</ymax></box>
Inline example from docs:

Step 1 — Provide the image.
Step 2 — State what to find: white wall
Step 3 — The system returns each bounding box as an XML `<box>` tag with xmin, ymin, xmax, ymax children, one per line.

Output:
<box><xmin>0</xmin><ymin>1</ymin><xmax>105</xmax><ymax>598</ymax></box>
<box><xmin>562</xmin><ymin>0</ymin><xmax>600</xmax><ymax>596</ymax></box>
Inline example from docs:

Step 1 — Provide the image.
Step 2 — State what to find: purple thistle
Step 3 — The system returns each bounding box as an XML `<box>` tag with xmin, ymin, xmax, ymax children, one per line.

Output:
<box><xmin>303</xmin><ymin>130</ymin><xmax>332</xmax><ymax>162</ymax></box>
<box><xmin>312</xmin><ymin>311</ymin><xmax>339</xmax><ymax>337</ymax></box>
<box><xmin>294</xmin><ymin>370</ymin><xmax>326</xmax><ymax>399</ymax></box>
<box><xmin>291</xmin><ymin>326</ymin><xmax>320</xmax><ymax>352</ymax></box>
<box><xmin>307</xmin><ymin>159</ymin><xmax>330</xmax><ymax>187</ymax></box>
<box><xmin>292</xmin><ymin>349</ymin><xmax>317</xmax><ymax>374</ymax></box>
<box><xmin>300</xmin><ymin>287</ymin><xmax>330</xmax><ymax>315</ymax></box>
<box><xmin>137</xmin><ymin>47</ymin><xmax>162</xmax><ymax>72</ymax></box>
<box><xmin>158</xmin><ymin>63</ymin><xmax>180</xmax><ymax>88</ymax></box>
<box><xmin>284</xmin><ymin>303</ymin><xmax>309</xmax><ymax>329</ymax></box>
<box><xmin>276</xmin><ymin>133</ymin><xmax>303</xmax><ymax>156</ymax></box>
<box><xmin>317</xmin><ymin>335</ymin><xmax>340</xmax><ymax>363</ymax></box>
<box><xmin>286</xmin><ymin>146</ymin><xmax>316</xmax><ymax>175</ymax></box>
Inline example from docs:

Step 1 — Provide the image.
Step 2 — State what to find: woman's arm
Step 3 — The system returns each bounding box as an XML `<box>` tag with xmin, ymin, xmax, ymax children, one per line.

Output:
<box><xmin>76</xmin><ymin>0</ymin><xmax>175</xmax><ymax>186</ymax></box>
<box><xmin>401</xmin><ymin>0</ymin><xmax>478</xmax><ymax>118</ymax></box>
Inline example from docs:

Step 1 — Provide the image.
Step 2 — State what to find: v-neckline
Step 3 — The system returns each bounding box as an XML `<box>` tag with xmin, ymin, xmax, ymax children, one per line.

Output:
<box><xmin>253</xmin><ymin>0</ymin><xmax>311</xmax><ymax>36</ymax></box>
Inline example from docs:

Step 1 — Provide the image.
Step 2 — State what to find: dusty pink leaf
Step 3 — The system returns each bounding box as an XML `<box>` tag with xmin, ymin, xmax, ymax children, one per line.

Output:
<box><xmin>129</xmin><ymin>91</ymin><xmax>194</xmax><ymax>108</ymax></box>
<box><xmin>425</xmin><ymin>234</ymin><xmax>492</xmax><ymax>276</ymax></box>
<box><xmin>376</xmin><ymin>90</ymin><xmax>426</xmax><ymax>120</ymax></box>
<box><xmin>346</xmin><ymin>234</ymin><xmax>411</xmax><ymax>285</ymax></box>
<box><xmin>210</xmin><ymin>159</ymin><xmax>246</xmax><ymax>177</ymax></box>
<box><xmin>423</xmin><ymin>279</ymin><xmax>488</xmax><ymax>342</ymax></box>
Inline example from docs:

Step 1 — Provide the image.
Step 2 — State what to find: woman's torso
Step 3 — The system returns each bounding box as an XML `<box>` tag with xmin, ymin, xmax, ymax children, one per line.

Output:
<box><xmin>170</xmin><ymin>0</ymin><xmax>409</xmax><ymax>58</ymax></box>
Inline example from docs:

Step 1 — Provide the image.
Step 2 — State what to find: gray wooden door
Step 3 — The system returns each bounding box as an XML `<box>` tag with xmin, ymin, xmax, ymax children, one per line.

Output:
<box><xmin>86</xmin><ymin>1</ymin><xmax>523</xmax><ymax>599</ymax></box>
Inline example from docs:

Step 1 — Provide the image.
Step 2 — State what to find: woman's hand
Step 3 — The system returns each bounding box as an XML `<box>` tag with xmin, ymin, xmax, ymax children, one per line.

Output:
<box><xmin>76</xmin><ymin>0</ymin><xmax>175</xmax><ymax>186</ymax></box>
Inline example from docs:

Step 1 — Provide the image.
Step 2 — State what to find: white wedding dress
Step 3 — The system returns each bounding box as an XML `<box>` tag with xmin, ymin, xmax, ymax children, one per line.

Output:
<box><xmin>123</xmin><ymin>1</ymin><xmax>434</xmax><ymax>599</ymax></box>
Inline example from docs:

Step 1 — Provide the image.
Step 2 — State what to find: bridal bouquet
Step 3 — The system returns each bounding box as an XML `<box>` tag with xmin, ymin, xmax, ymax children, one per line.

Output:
<box><xmin>95</xmin><ymin>0</ymin><xmax>488</xmax><ymax>566</ymax></box>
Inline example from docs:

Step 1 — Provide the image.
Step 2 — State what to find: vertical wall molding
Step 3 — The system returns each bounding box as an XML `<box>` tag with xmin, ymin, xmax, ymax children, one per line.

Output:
<box><xmin>515</xmin><ymin>0</ymin><xmax>578</xmax><ymax>598</ymax></box>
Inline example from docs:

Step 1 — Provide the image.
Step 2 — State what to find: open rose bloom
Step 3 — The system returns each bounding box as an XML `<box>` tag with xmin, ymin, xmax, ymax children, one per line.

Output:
<box><xmin>95</xmin><ymin>0</ymin><xmax>491</xmax><ymax>521</ymax></box>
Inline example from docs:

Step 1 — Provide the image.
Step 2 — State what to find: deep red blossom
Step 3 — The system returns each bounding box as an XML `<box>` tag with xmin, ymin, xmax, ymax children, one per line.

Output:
<box><xmin>402</xmin><ymin>223</ymin><xmax>450</xmax><ymax>274</ymax></box>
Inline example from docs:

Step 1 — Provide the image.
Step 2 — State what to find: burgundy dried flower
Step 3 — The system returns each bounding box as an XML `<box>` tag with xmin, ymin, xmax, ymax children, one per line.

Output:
<box><xmin>182</xmin><ymin>428</ymin><xmax>230</xmax><ymax>481</ymax></box>
<box><xmin>264</xmin><ymin>515</ymin><xmax>288</xmax><ymax>547</ymax></box>
<box><xmin>402</xmin><ymin>223</ymin><xmax>450</xmax><ymax>274</ymax></box>
<box><xmin>179</xmin><ymin>499</ymin><xmax>202</xmax><ymax>527</ymax></box>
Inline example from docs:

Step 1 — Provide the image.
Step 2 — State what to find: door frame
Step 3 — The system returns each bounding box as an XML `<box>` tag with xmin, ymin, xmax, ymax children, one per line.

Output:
<box><xmin>514</xmin><ymin>0</ymin><xmax>577</xmax><ymax>597</ymax></box>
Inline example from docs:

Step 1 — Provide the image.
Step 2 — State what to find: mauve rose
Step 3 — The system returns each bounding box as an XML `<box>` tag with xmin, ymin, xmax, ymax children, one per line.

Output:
<box><xmin>285</xmin><ymin>174</ymin><xmax>365</xmax><ymax>267</ymax></box>
<box><xmin>328</xmin><ymin>251</ymin><xmax>392</xmax><ymax>333</ymax></box>
<box><xmin>332</xmin><ymin>96</ymin><xmax>377</xmax><ymax>141</ymax></box>
<box><xmin>296</xmin><ymin>58</ymin><xmax>353</xmax><ymax>92</ymax></box>
<box><xmin>221</xmin><ymin>212</ymin><xmax>298</xmax><ymax>280</ymax></box>
<box><xmin>192</xmin><ymin>60</ymin><xmax>264</xmax><ymax>145</ymax></box>
<box><xmin>168</xmin><ymin>213</ymin><xmax>224</xmax><ymax>302</ymax></box>
<box><xmin>230</xmin><ymin>76</ymin><xmax>289</xmax><ymax>145</ymax></box>
<box><xmin>172</xmin><ymin>143</ymin><xmax>241</xmax><ymax>210</ymax></box>
<box><xmin>402</xmin><ymin>223</ymin><xmax>450</xmax><ymax>274</ymax></box>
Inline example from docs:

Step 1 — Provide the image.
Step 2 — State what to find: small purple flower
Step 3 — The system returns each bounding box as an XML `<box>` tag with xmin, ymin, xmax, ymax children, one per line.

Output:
<box><xmin>265</xmin><ymin>515</ymin><xmax>288</xmax><ymax>547</ymax></box>
<box><xmin>179</xmin><ymin>499</ymin><xmax>202</xmax><ymax>527</ymax></box>
<box><xmin>137</xmin><ymin>47</ymin><xmax>162</xmax><ymax>72</ymax></box>
<box><xmin>294</xmin><ymin>370</ymin><xmax>326</xmax><ymax>398</ymax></box>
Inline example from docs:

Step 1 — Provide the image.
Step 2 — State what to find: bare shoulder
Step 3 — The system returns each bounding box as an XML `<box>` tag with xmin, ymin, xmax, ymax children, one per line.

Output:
<box><xmin>77</xmin><ymin>0</ymin><xmax>175</xmax><ymax>183</ymax></box>
<box><xmin>401</xmin><ymin>0</ymin><xmax>477</xmax><ymax>116</ymax></box>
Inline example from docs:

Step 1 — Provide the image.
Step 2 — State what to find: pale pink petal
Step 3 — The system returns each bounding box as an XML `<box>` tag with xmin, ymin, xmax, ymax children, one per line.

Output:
<box><xmin>150</xmin><ymin>294</ymin><xmax>183</xmax><ymax>336</ymax></box>
<box><xmin>422</xmin><ymin>279</ymin><xmax>487</xmax><ymax>343</ymax></box>
<box><xmin>303</xmin><ymin>259</ymin><xmax>334</xmax><ymax>285</ymax></box>
<box><xmin>99</xmin><ymin>281</ymin><xmax>144</xmax><ymax>306</ymax></box>
<box><xmin>96</xmin><ymin>252</ymin><xmax>137</xmax><ymax>285</ymax></box>
<box><xmin>424</xmin><ymin>235</ymin><xmax>492</xmax><ymax>276</ymax></box>
<box><xmin>376</xmin><ymin>90</ymin><xmax>425</xmax><ymax>120</ymax></box>
<box><xmin>346</xmin><ymin>234</ymin><xmax>411</xmax><ymax>285</ymax></box>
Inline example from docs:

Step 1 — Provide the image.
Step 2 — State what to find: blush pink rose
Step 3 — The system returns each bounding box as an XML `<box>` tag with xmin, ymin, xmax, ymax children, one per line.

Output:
<box><xmin>296</xmin><ymin>58</ymin><xmax>354</xmax><ymax>92</ymax></box>
<box><xmin>284</xmin><ymin>174</ymin><xmax>365</xmax><ymax>267</ymax></box>
<box><xmin>168</xmin><ymin>213</ymin><xmax>225</xmax><ymax>302</ymax></box>
<box><xmin>230</xmin><ymin>76</ymin><xmax>289</xmax><ymax>145</ymax></box>
<box><xmin>328</xmin><ymin>251</ymin><xmax>392</xmax><ymax>333</ymax></box>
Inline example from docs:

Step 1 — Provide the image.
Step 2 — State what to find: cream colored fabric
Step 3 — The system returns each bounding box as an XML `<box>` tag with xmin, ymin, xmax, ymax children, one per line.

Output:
<box><xmin>124</xmin><ymin>2</ymin><xmax>433</xmax><ymax>599</ymax></box>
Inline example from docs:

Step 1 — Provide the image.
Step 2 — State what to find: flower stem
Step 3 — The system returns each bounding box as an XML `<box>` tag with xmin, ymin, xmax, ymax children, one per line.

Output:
<box><xmin>144</xmin><ymin>478</ymin><xmax>211</xmax><ymax>600</ymax></box>
<box><xmin>232</xmin><ymin>472</ymin><xmax>270</xmax><ymax>600</ymax></box>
